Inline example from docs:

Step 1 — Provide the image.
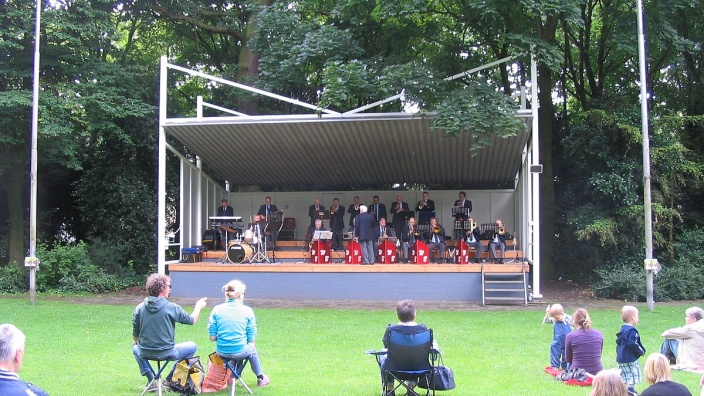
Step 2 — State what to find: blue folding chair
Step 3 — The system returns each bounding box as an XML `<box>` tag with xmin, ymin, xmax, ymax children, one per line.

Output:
<box><xmin>218</xmin><ymin>354</ymin><xmax>253</xmax><ymax>396</ymax></box>
<box><xmin>141</xmin><ymin>358</ymin><xmax>172</xmax><ymax>396</ymax></box>
<box><xmin>367</xmin><ymin>328</ymin><xmax>438</xmax><ymax>396</ymax></box>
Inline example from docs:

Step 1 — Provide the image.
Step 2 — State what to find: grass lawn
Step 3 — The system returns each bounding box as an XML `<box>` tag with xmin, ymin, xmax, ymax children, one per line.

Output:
<box><xmin>1</xmin><ymin>297</ymin><xmax>703</xmax><ymax>396</ymax></box>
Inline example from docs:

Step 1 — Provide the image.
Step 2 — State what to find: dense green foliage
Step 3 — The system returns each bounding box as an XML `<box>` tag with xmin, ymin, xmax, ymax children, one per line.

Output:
<box><xmin>1</xmin><ymin>0</ymin><xmax>703</xmax><ymax>299</ymax></box>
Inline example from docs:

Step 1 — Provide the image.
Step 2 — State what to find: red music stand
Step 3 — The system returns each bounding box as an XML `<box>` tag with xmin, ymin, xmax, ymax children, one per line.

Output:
<box><xmin>409</xmin><ymin>240</ymin><xmax>430</xmax><ymax>264</ymax></box>
<box><xmin>454</xmin><ymin>239</ymin><xmax>470</xmax><ymax>264</ymax></box>
<box><xmin>345</xmin><ymin>240</ymin><xmax>363</xmax><ymax>264</ymax></box>
<box><xmin>310</xmin><ymin>240</ymin><xmax>331</xmax><ymax>264</ymax></box>
<box><xmin>377</xmin><ymin>240</ymin><xmax>398</xmax><ymax>264</ymax></box>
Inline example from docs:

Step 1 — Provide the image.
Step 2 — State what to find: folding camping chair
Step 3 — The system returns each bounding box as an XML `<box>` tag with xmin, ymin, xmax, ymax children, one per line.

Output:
<box><xmin>218</xmin><ymin>354</ymin><xmax>253</xmax><ymax>396</ymax></box>
<box><xmin>366</xmin><ymin>327</ymin><xmax>439</xmax><ymax>396</ymax></box>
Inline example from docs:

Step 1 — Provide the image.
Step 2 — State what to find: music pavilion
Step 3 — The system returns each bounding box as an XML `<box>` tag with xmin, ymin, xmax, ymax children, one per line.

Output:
<box><xmin>158</xmin><ymin>56</ymin><xmax>543</xmax><ymax>304</ymax></box>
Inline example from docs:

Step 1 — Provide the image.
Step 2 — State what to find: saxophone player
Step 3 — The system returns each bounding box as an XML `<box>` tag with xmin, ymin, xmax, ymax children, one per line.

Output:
<box><xmin>424</xmin><ymin>217</ymin><xmax>447</xmax><ymax>263</ymax></box>
<box><xmin>329</xmin><ymin>198</ymin><xmax>345</xmax><ymax>251</ymax></box>
<box><xmin>489</xmin><ymin>219</ymin><xmax>511</xmax><ymax>264</ymax></box>
<box><xmin>401</xmin><ymin>217</ymin><xmax>417</xmax><ymax>263</ymax></box>
<box><xmin>464</xmin><ymin>218</ymin><xmax>483</xmax><ymax>263</ymax></box>
<box><xmin>391</xmin><ymin>195</ymin><xmax>410</xmax><ymax>241</ymax></box>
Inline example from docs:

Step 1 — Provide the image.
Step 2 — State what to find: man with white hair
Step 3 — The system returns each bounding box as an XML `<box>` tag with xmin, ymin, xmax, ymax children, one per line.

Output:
<box><xmin>0</xmin><ymin>323</ymin><xmax>49</xmax><ymax>396</ymax></box>
<box><xmin>660</xmin><ymin>306</ymin><xmax>704</xmax><ymax>371</ymax></box>
<box><xmin>354</xmin><ymin>205</ymin><xmax>376</xmax><ymax>265</ymax></box>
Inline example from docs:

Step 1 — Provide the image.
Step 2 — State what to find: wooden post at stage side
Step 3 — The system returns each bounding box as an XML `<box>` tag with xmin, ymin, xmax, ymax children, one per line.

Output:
<box><xmin>377</xmin><ymin>241</ymin><xmax>398</xmax><ymax>264</ymax></box>
<box><xmin>345</xmin><ymin>240</ymin><xmax>363</xmax><ymax>264</ymax></box>
<box><xmin>311</xmin><ymin>240</ymin><xmax>331</xmax><ymax>264</ymax></box>
<box><xmin>410</xmin><ymin>240</ymin><xmax>430</xmax><ymax>264</ymax></box>
<box><xmin>454</xmin><ymin>239</ymin><xmax>470</xmax><ymax>264</ymax></box>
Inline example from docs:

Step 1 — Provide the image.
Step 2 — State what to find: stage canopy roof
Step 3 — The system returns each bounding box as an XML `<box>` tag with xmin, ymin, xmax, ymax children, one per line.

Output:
<box><xmin>164</xmin><ymin>112</ymin><xmax>532</xmax><ymax>189</ymax></box>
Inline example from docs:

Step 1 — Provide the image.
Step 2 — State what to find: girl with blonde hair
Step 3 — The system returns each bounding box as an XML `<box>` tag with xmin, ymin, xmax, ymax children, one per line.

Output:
<box><xmin>640</xmin><ymin>353</ymin><xmax>692</xmax><ymax>396</ymax></box>
<box><xmin>589</xmin><ymin>369</ymin><xmax>628</xmax><ymax>396</ymax></box>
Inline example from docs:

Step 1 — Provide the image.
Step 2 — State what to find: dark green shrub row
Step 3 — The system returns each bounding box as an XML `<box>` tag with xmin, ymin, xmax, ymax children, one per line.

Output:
<box><xmin>0</xmin><ymin>242</ymin><xmax>142</xmax><ymax>294</ymax></box>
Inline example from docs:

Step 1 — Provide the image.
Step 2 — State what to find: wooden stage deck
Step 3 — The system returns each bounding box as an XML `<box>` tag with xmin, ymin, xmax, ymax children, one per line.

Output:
<box><xmin>168</xmin><ymin>260</ymin><xmax>529</xmax><ymax>302</ymax></box>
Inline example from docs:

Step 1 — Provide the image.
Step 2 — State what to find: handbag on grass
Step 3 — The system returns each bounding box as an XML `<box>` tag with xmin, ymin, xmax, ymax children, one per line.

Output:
<box><xmin>165</xmin><ymin>356</ymin><xmax>205</xmax><ymax>395</ymax></box>
<box><xmin>201</xmin><ymin>352</ymin><xmax>232</xmax><ymax>393</ymax></box>
<box><xmin>417</xmin><ymin>355</ymin><xmax>456</xmax><ymax>391</ymax></box>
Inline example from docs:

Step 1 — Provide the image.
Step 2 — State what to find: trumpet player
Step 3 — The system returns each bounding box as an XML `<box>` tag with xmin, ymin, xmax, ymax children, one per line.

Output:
<box><xmin>329</xmin><ymin>198</ymin><xmax>345</xmax><ymax>251</ymax></box>
<box><xmin>464</xmin><ymin>218</ymin><xmax>483</xmax><ymax>263</ymax></box>
<box><xmin>391</xmin><ymin>195</ymin><xmax>410</xmax><ymax>241</ymax></box>
<box><xmin>416</xmin><ymin>191</ymin><xmax>435</xmax><ymax>224</ymax></box>
<box><xmin>347</xmin><ymin>196</ymin><xmax>361</xmax><ymax>228</ymax></box>
<box><xmin>401</xmin><ymin>217</ymin><xmax>418</xmax><ymax>263</ymax></box>
<box><xmin>424</xmin><ymin>217</ymin><xmax>447</xmax><ymax>263</ymax></box>
<box><xmin>308</xmin><ymin>198</ymin><xmax>324</xmax><ymax>227</ymax></box>
<box><xmin>489</xmin><ymin>219</ymin><xmax>511</xmax><ymax>264</ymax></box>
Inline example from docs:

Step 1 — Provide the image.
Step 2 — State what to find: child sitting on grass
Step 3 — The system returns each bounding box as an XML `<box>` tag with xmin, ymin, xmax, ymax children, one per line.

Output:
<box><xmin>616</xmin><ymin>305</ymin><xmax>646</xmax><ymax>396</ymax></box>
<box><xmin>543</xmin><ymin>303</ymin><xmax>573</xmax><ymax>372</ymax></box>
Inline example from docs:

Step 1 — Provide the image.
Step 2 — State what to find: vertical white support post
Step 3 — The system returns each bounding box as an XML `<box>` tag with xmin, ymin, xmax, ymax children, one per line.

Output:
<box><xmin>197</xmin><ymin>96</ymin><xmax>203</xmax><ymax>119</ymax></box>
<box><xmin>530</xmin><ymin>53</ymin><xmax>542</xmax><ymax>299</ymax></box>
<box><xmin>195</xmin><ymin>156</ymin><xmax>203</xmax><ymax>246</ymax></box>
<box><xmin>157</xmin><ymin>56</ymin><xmax>168</xmax><ymax>274</ymax></box>
<box><xmin>28</xmin><ymin>0</ymin><xmax>42</xmax><ymax>304</ymax></box>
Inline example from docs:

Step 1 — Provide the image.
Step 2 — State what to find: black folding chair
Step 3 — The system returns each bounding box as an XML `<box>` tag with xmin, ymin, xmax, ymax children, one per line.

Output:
<box><xmin>366</xmin><ymin>327</ymin><xmax>438</xmax><ymax>396</ymax></box>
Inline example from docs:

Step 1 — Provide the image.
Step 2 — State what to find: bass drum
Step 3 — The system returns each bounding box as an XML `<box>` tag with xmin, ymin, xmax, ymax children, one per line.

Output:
<box><xmin>227</xmin><ymin>243</ymin><xmax>254</xmax><ymax>264</ymax></box>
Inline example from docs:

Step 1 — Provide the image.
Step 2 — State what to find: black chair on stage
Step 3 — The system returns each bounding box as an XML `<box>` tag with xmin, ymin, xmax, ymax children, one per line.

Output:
<box><xmin>366</xmin><ymin>328</ymin><xmax>439</xmax><ymax>396</ymax></box>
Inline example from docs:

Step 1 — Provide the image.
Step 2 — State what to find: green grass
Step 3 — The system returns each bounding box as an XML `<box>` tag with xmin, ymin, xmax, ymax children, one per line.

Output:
<box><xmin>1</xmin><ymin>297</ymin><xmax>703</xmax><ymax>395</ymax></box>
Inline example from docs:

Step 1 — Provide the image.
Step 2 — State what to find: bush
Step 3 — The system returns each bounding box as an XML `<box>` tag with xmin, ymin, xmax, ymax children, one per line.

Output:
<box><xmin>34</xmin><ymin>241</ymin><xmax>140</xmax><ymax>293</ymax></box>
<box><xmin>654</xmin><ymin>263</ymin><xmax>704</xmax><ymax>301</ymax></box>
<box><xmin>0</xmin><ymin>264</ymin><xmax>29</xmax><ymax>293</ymax></box>
<box><xmin>593</xmin><ymin>259</ymin><xmax>645</xmax><ymax>301</ymax></box>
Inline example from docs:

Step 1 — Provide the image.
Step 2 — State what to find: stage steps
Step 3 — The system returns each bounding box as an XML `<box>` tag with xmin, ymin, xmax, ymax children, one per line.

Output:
<box><xmin>481</xmin><ymin>263</ymin><xmax>528</xmax><ymax>306</ymax></box>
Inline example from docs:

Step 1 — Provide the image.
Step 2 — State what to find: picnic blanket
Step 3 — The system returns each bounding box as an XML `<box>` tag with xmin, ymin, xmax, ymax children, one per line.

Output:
<box><xmin>544</xmin><ymin>366</ymin><xmax>593</xmax><ymax>387</ymax></box>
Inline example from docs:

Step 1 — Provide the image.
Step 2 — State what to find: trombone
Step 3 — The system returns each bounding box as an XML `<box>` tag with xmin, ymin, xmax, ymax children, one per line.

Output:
<box><xmin>498</xmin><ymin>225</ymin><xmax>506</xmax><ymax>235</ymax></box>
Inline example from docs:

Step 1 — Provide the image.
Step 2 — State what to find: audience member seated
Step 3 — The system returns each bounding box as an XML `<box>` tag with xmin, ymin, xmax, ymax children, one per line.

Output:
<box><xmin>0</xmin><ymin>324</ymin><xmax>49</xmax><ymax>396</ymax></box>
<box><xmin>207</xmin><ymin>280</ymin><xmax>270</xmax><ymax>387</ymax></box>
<box><xmin>566</xmin><ymin>308</ymin><xmax>603</xmax><ymax>376</ymax></box>
<box><xmin>640</xmin><ymin>353</ymin><xmax>692</xmax><ymax>396</ymax></box>
<box><xmin>588</xmin><ymin>369</ymin><xmax>628</xmax><ymax>396</ymax></box>
<box><xmin>377</xmin><ymin>300</ymin><xmax>436</xmax><ymax>396</ymax></box>
<box><xmin>660</xmin><ymin>306</ymin><xmax>704</xmax><ymax>372</ymax></box>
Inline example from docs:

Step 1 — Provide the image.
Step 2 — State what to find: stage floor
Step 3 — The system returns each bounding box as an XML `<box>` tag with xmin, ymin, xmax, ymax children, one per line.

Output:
<box><xmin>168</xmin><ymin>261</ymin><xmax>529</xmax><ymax>302</ymax></box>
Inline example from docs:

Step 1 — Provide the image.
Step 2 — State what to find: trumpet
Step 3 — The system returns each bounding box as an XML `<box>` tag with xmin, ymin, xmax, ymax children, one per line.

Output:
<box><xmin>354</xmin><ymin>205</ymin><xmax>359</xmax><ymax>211</ymax></box>
<box><xmin>330</xmin><ymin>205</ymin><xmax>337</xmax><ymax>214</ymax></box>
<box><xmin>418</xmin><ymin>199</ymin><xmax>427</xmax><ymax>209</ymax></box>
<box><xmin>498</xmin><ymin>225</ymin><xmax>506</xmax><ymax>235</ymax></box>
<box><xmin>469</xmin><ymin>221</ymin><xmax>478</xmax><ymax>231</ymax></box>
<box><xmin>432</xmin><ymin>226</ymin><xmax>442</xmax><ymax>234</ymax></box>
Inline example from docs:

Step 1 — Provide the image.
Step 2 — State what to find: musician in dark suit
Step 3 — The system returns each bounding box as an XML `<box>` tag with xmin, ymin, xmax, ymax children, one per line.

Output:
<box><xmin>256</xmin><ymin>196</ymin><xmax>280</xmax><ymax>250</ymax></box>
<box><xmin>369</xmin><ymin>195</ymin><xmax>387</xmax><ymax>225</ymax></box>
<box><xmin>424</xmin><ymin>217</ymin><xmax>447</xmax><ymax>263</ymax></box>
<box><xmin>377</xmin><ymin>218</ymin><xmax>391</xmax><ymax>239</ymax></box>
<box><xmin>354</xmin><ymin>205</ymin><xmax>376</xmax><ymax>265</ymax></box>
<box><xmin>308</xmin><ymin>198</ymin><xmax>324</xmax><ymax>227</ymax></box>
<box><xmin>453</xmin><ymin>191</ymin><xmax>472</xmax><ymax>240</ymax></box>
<box><xmin>329</xmin><ymin>198</ymin><xmax>345</xmax><ymax>251</ymax></box>
<box><xmin>416</xmin><ymin>191</ymin><xmax>436</xmax><ymax>225</ymax></box>
<box><xmin>347</xmin><ymin>196</ymin><xmax>361</xmax><ymax>228</ymax></box>
<box><xmin>400</xmin><ymin>217</ymin><xmax>418</xmax><ymax>263</ymax></box>
<box><xmin>391</xmin><ymin>195</ymin><xmax>410</xmax><ymax>242</ymax></box>
<box><xmin>305</xmin><ymin>219</ymin><xmax>327</xmax><ymax>247</ymax></box>
<box><xmin>216</xmin><ymin>199</ymin><xmax>234</xmax><ymax>217</ymax></box>
<box><xmin>256</xmin><ymin>196</ymin><xmax>279</xmax><ymax>219</ymax></box>
<box><xmin>216</xmin><ymin>199</ymin><xmax>235</xmax><ymax>248</ymax></box>
<box><xmin>464</xmin><ymin>217</ymin><xmax>484</xmax><ymax>263</ymax></box>
<box><xmin>489</xmin><ymin>219</ymin><xmax>511</xmax><ymax>264</ymax></box>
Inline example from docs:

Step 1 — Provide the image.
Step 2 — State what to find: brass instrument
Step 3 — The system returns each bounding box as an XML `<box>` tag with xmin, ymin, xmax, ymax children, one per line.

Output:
<box><xmin>498</xmin><ymin>225</ymin><xmax>506</xmax><ymax>235</ymax></box>
<box><xmin>469</xmin><ymin>221</ymin><xmax>478</xmax><ymax>231</ymax></box>
<box><xmin>330</xmin><ymin>205</ymin><xmax>337</xmax><ymax>214</ymax></box>
<box><xmin>418</xmin><ymin>199</ymin><xmax>428</xmax><ymax>209</ymax></box>
<box><xmin>432</xmin><ymin>226</ymin><xmax>442</xmax><ymax>234</ymax></box>
<box><xmin>354</xmin><ymin>205</ymin><xmax>359</xmax><ymax>211</ymax></box>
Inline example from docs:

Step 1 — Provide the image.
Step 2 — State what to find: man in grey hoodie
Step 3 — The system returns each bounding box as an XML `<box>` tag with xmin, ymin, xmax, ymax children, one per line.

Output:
<box><xmin>132</xmin><ymin>273</ymin><xmax>207</xmax><ymax>387</ymax></box>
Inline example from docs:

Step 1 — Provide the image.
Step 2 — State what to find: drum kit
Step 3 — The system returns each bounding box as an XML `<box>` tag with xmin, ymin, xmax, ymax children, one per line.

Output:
<box><xmin>209</xmin><ymin>215</ymin><xmax>273</xmax><ymax>264</ymax></box>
